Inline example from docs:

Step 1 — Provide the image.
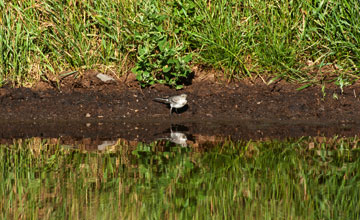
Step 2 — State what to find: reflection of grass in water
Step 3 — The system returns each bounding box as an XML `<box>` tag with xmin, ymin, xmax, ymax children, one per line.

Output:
<box><xmin>1</xmin><ymin>137</ymin><xmax>360</xmax><ymax>219</ymax></box>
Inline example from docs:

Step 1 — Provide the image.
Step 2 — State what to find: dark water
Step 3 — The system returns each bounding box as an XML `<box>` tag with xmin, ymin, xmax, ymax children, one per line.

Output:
<box><xmin>1</xmin><ymin>119</ymin><xmax>360</xmax><ymax>144</ymax></box>
<box><xmin>1</xmin><ymin>121</ymin><xmax>360</xmax><ymax>219</ymax></box>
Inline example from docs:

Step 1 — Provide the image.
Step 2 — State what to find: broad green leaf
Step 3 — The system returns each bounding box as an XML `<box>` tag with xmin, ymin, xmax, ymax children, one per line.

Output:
<box><xmin>163</xmin><ymin>65</ymin><xmax>171</xmax><ymax>73</ymax></box>
<box><xmin>176</xmin><ymin>85</ymin><xmax>183</xmax><ymax>90</ymax></box>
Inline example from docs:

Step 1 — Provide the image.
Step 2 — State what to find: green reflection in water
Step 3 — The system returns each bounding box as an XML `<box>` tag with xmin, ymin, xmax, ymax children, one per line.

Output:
<box><xmin>1</xmin><ymin>137</ymin><xmax>360</xmax><ymax>219</ymax></box>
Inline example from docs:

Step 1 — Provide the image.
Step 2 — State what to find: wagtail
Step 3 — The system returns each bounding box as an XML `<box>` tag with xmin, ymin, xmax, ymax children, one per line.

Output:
<box><xmin>153</xmin><ymin>94</ymin><xmax>188</xmax><ymax>115</ymax></box>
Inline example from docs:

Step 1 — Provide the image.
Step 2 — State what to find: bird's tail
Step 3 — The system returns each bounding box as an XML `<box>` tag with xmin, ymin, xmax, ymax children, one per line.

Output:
<box><xmin>153</xmin><ymin>97</ymin><xmax>169</xmax><ymax>103</ymax></box>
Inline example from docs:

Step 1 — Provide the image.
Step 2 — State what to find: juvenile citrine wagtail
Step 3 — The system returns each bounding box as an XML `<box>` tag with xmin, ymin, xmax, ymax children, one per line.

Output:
<box><xmin>153</xmin><ymin>94</ymin><xmax>188</xmax><ymax>115</ymax></box>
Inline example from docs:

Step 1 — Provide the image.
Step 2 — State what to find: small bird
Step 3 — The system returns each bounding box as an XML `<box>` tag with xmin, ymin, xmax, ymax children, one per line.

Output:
<box><xmin>153</xmin><ymin>94</ymin><xmax>188</xmax><ymax>115</ymax></box>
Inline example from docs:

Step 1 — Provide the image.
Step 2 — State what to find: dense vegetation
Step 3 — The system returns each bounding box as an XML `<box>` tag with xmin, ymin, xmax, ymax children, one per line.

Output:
<box><xmin>1</xmin><ymin>137</ymin><xmax>360</xmax><ymax>219</ymax></box>
<box><xmin>1</xmin><ymin>0</ymin><xmax>359</xmax><ymax>88</ymax></box>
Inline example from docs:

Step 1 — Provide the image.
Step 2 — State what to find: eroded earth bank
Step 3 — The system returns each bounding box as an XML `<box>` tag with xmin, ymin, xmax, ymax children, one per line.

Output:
<box><xmin>1</xmin><ymin>70</ymin><xmax>360</xmax><ymax>144</ymax></box>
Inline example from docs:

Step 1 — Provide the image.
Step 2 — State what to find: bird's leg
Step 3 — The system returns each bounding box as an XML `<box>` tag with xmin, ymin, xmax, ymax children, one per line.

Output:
<box><xmin>170</xmin><ymin>107</ymin><xmax>172</xmax><ymax>115</ymax></box>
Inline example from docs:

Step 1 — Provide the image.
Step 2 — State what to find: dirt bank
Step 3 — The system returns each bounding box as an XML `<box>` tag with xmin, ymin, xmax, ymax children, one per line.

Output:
<box><xmin>1</xmin><ymin>70</ymin><xmax>360</xmax><ymax>141</ymax></box>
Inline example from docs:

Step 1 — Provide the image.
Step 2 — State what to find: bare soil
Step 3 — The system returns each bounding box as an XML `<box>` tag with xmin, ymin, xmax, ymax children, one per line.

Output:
<box><xmin>1</xmin><ymin>70</ymin><xmax>360</xmax><ymax>143</ymax></box>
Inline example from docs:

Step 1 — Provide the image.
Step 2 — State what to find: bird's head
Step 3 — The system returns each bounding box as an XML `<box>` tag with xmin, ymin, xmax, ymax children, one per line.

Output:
<box><xmin>180</xmin><ymin>94</ymin><xmax>187</xmax><ymax>99</ymax></box>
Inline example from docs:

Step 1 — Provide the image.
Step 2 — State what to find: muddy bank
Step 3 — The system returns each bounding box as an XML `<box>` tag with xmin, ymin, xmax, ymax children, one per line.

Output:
<box><xmin>1</xmin><ymin>70</ymin><xmax>360</xmax><ymax>141</ymax></box>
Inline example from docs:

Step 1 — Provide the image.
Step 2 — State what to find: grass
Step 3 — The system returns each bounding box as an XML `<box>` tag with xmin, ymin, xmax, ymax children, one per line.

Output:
<box><xmin>0</xmin><ymin>0</ymin><xmax>359</xmax><ymax>87</ymax></box>
<box><xmin>1</xmin><ymin>136</ymin><xmax>360</xmax><ymax>219</ymax></box>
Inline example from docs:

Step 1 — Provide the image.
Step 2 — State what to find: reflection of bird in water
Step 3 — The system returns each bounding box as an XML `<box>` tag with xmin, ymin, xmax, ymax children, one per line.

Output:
<box><xmin>153</xmin><ymin>94</ymin><xmax>188</xmax><ymax>115</ymax></box>
<box><xmin>167</xmin><ymin>130</ymin><xmax>187</xmax><ymax>147</ymax></box>
<box><xmin>97</xmin><ymin>140</ymin><xmax>117</xmax><ymax>151</ymax></box>
<box><xmin>156</xmin><ymin>124</ymin><xmax>189</xmax><ymax>147</ymax></box>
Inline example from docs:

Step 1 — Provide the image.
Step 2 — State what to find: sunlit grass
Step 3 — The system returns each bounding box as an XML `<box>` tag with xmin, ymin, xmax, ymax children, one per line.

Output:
<box><xmin>1</xmin><ymin>137</ymin><xmax>360</xmax><ymax>219</ymax></box>
<box><xmin>0</xmin><ymin>0</ymin><xmax>359</xmax><ymax>86</ymax></box>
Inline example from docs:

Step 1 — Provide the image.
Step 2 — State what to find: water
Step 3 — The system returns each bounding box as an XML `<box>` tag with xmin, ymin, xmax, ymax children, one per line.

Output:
<box><xmin>1</xmin><ymin>119</ymin><xmax>360</xmax><ymax>143</ymax></box>
<box><xmin>1</xmin><ymin>134</ymin><xmax>360</xmax><ymax>219</ymax></box>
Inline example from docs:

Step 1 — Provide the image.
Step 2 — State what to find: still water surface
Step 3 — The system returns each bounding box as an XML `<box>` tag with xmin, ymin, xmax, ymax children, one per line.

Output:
<box><xmin>1</xmin><ymin>134</ymin><xmax>360</xmax><ymax>219</ymax></box>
